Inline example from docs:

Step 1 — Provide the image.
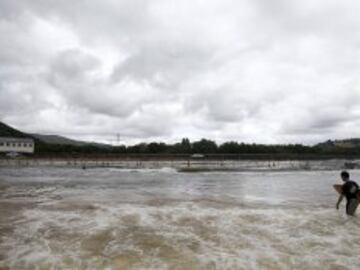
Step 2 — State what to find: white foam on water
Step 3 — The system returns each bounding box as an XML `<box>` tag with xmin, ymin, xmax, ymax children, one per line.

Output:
<box><xmin>244</xmin><ymin>195</ymin><xmax>285</xmax><ymax>204</ymax></box>
<box><xmin>158</xmin><ymin>167</ymin><xmax>178</xmax><ymax>174</ymax></box>
<box><xmin>2</xmin><ymin>168</ymin><xmax>360</xmax><ymax>269</ymax></box>
<box><xmin>3</xmin><ymin>199</ymin><xmax>360</xmax><ymax>270</ymax></box>
<box><xmin>106</xmin><ymin>167</ymin><xmax>178</xmax><ymax>174</ymax></box>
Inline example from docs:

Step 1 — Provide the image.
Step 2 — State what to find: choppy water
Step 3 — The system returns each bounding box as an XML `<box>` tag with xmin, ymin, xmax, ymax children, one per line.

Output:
<box><xmin>0</xmin><ymin>167</ymin><xmax>360</xmax><ymax>270</ymax></box>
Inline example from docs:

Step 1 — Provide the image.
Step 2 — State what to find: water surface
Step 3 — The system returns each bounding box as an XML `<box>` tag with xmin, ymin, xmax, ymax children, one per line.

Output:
<box><xmin>0</xmin><ymin>167</ymin><xmax>359</xmax><ymax>270</ymax></box>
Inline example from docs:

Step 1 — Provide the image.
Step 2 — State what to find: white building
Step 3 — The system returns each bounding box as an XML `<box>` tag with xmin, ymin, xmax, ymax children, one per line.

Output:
<box><xmin>0</xmin><ymin>137</ymin><xmax>35</xmax><ymax>154</ymax></box>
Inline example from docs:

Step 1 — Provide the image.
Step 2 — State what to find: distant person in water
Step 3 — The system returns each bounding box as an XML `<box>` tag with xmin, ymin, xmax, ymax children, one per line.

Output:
<box><xmin>336</xmin><ymin>171</ymin><xmax>359</xmax><ymax>216</ymax></box>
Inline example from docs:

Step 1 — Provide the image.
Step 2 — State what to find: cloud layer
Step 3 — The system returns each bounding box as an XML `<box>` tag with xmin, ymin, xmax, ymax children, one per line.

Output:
<box><xmin>1</xmin><ymin>0</ymin><xmax>360</xmax><ymax>144</ymax></box>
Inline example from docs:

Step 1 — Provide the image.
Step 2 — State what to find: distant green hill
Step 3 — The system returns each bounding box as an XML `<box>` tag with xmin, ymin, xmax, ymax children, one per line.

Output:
<box><xmin>0</xmin><ymin>122</ymin><xmax>110</xmax><ymax>152</ymax></box>
<box><xmin>31</xmin><ymin>133</ymin><xmax>111</xmax><ymax>148</ymax></box>
<box><xmin>31</xmin><ymin>134</ymin><xmax>91</xmax><ymax>146</ymax></box>
<box><xmin>0</xmin><ymin>122</ymin><xmax>33</xmax><ymax>138</ymax></box>
<box><xmin>316</xmin><ymin>139</ymin><xmax>360</xmax><ymax>148</ymax></box>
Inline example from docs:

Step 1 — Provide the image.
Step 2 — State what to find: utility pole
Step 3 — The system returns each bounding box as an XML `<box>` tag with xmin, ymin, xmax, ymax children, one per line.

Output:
<box><xmin>116</xmin><ymin>133</ymin><xmax>120</xmax><ymax>145</ymax></box>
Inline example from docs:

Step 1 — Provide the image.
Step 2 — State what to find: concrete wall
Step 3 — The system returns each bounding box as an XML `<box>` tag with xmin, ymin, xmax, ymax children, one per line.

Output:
<box><xmin>0</xmin><ymin>158</ymin><xmax>355</xmax><ymax>171</ymax></box>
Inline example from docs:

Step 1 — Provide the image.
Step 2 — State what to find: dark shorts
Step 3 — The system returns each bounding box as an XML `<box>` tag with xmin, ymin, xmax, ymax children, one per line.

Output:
<box><xmin>346</xmin><ymin>198</ymin><xmax>359</xmax><ymax>216</ymax></box>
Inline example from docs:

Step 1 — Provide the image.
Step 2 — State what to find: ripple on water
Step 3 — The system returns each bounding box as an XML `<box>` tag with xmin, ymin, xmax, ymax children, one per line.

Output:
<box><xmin>2</xmin><ymin>168</ymin><xmax>360</xmax><ymax>269</ymax></box>
<box><xmin>1</xmin><ymin>199</ymin><xmax>360</xmax><ymax>270</ymax></box>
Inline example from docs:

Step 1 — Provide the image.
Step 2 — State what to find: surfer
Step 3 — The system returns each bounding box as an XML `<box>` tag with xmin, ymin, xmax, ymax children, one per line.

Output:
<box><xmin>336</xmin><ymin>171</ymin><xmax>359</xmax><ymax>216</ymax></box>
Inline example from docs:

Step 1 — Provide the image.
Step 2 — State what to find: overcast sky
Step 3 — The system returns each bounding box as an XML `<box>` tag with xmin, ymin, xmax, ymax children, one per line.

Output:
<box><xmin>1</xmin><ymin>0</ymin><xmax>360</xmax><ymax>145</ymax></box>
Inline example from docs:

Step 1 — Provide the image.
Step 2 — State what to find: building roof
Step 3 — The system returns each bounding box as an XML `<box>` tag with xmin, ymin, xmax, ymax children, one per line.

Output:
<box><xmin>0</xmin><ymin>137</ymin><xmax>34</xmax><ymax>143</ymax></box>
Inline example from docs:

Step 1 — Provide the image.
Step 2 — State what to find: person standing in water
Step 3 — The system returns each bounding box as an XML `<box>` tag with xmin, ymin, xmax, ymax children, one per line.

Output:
<box><xmin>336</xmin><ymin>171</ymin><xmax>359</xmax><ymax>216</ymax></box>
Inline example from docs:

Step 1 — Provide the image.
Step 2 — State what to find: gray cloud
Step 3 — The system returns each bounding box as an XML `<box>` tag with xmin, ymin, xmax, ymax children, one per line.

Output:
<box><xmin>112</xmin><ymin>42</ymin><xmax>214</xmax><ymax>90</ymax></box>
<box><xmin>1</xmin><ymin>0</ymin><xmax>360</xmax><ymax>144</ymax></box>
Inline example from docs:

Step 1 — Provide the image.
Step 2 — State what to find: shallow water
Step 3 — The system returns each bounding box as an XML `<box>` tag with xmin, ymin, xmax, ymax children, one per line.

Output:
<box><xmin>0</xmin><ymin>167</ymin><xmax>360</xmax><ymax>270</ymax></box>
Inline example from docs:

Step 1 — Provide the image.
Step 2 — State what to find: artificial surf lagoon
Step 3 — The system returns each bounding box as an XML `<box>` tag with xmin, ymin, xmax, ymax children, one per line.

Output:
<box><xmin>1</xmin><ymin>162</ymin><xmax>360</xmax><ymax>269</ymax></box>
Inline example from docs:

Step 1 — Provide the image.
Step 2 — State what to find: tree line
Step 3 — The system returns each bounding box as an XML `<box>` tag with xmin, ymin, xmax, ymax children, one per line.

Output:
<box><xmin>34</xmin><ymin>138</ymin><xmax>360</xmax><ymax>156</ymax></box>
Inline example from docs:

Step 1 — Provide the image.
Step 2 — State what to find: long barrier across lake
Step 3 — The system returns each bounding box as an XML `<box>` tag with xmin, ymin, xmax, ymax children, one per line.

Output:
<box><xmin>1</xmin><ymin>156</ymin><xmax>359</xmax><ymax>171</ymax></box>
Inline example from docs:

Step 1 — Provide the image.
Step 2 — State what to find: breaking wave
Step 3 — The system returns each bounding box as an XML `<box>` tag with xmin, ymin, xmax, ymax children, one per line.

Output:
<box><xmin>1</xmin><ymin>168</ymin><xmax>360</xmax><ymax>269</ymax></box>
